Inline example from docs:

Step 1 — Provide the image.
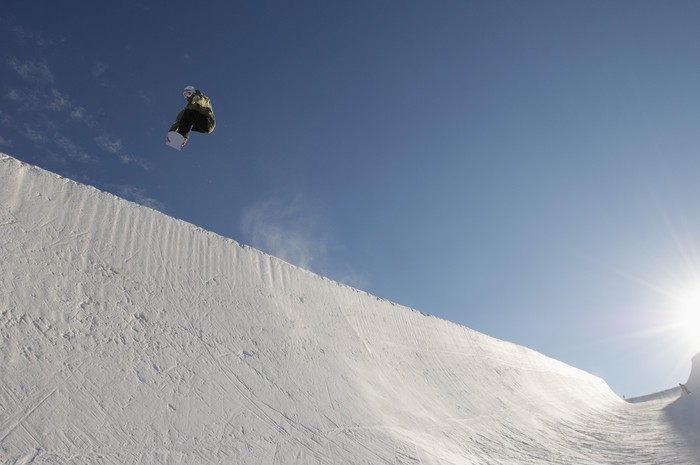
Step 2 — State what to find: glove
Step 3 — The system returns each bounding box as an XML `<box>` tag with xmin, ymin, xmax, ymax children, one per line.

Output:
<box><xmin>191</xmin><ymin>94</ymin><xmax>201</xmax><ymax>103</ymax></box>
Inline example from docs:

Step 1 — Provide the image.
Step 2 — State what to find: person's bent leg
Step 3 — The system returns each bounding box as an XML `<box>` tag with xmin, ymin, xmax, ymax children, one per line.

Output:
<box><xmin>191</xmin><ymin>112</ymin><xmax>213</xmax><ymax>134</ymax></box>
<box><xmin>176</xmin><ymin>109</ymin><xmax>196</xmax><ymax>138</ymax></box>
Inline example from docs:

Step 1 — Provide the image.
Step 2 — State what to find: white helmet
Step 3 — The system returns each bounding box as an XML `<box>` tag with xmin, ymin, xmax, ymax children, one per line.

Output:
<box><xmin>183</xmin><ymin>86</ymin><xmax>196</xmax><ymax>98</ymax></box>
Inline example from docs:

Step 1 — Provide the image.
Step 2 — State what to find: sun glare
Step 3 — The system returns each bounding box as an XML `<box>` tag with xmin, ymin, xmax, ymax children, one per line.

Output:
<box><xmin>670</xmin><ymin>288</ymin><xmax>700</xmax><ymax>352</ymax></box>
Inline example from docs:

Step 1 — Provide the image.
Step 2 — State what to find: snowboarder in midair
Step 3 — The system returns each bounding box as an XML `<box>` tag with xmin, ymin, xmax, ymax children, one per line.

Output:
<box><xmin>168</xmin><ymin>86</ymin><xmax>215</xmax><ymax>148</ymax></box>
<box><xmin>679</xmin><ymin>383</ymin><xmax>691</xmax><ymax>395</ymax></box>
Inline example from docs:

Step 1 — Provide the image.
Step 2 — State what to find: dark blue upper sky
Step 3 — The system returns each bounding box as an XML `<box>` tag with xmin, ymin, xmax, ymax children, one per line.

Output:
<box><xmin>3</xmin><ymin>0</ymin><xmax>700</xmax><ymax>397</ymax></box>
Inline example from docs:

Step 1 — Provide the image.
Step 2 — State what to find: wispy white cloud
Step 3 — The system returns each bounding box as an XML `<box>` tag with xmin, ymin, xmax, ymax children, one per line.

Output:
<box><xmin>46</xmin><ymin>88</ymin><xmax>72</xmax><ymax>112</ymax></box>
<box><xmin>4</xmin><ymin>27</ymin><xmax>147</xmax><ymax>170</ymax></box>
<box><xmin>8</xmin><ymin>87</ymin><xmax>94</xmax><ymax>126</ymax></box>
<box><xmin>241</xmin><ymin>193</ymin><xmax>328</xmax><ymax>271</ymax></box>
<box><xmin>23</xmin><ymin>124</ymin><xmax>49</xmax><ymax>143</ymax></box>
<box><xmin>54</xmin><ymin>134</ymin><xmax>93</xmax><ymax>163</ymax></box>
<box><xmin>11</xmin><ymin>25</ymin><xmax>62</xmax><ymax>48</ymax></box>
<box><xmin>70</xmin><ymin>106</ymin><xmax>88</xmax><ymax>121</ymax></box>
<box><xmin>95</xmin><ymin>135</ymin><xmax>122</xmax><ymax>153</ymax></box>
<box><xmin>94</xmin><ymin>135</ymin><xmax>148</xmax><ymax>168</ymax></box>
<box><xmin>117</xmin><ymin>153</ymin><xmax>150</xmax><ymax>170</ymax></box>
<box><xmin>91</xmin><ymin>62</ymin><xmax>113</xmax><ymax>88</ymax></box>
<box><xmin>8</xmin><ymin>57</ymin><xmax>54</xmax><ymax>84</ymax></box>
<box><xmin>45</xmin><ymin>89</ymin><xmax>95</xmax><ymax>125</ymax></box>
<box><xmin>116</xmin><ymin>185</ymin><xmax>165</xmax><ymax>212</ymax></box>
<box><xmin>6</xmin><ymin>71</ymin><xmax>142</xmax><ymax>166</ymax></box>
<box><xmin>91</xmin><ymin>62</ymin><xmax>107</xmax><ymax>78</ymax></box>
<box><xmin>8</xmin><ymin>88</ymin><xmax>42</xmax><ymax>109</ymax></box>
<box><xmin>240</xmin><ymin>192</ymin><xmax>365</xmax><ymax>288</ymax></box>
<box><xmin>20</xmin><ymin>120</ymin><xmax>95</xmax><ymax>164</ymax></box>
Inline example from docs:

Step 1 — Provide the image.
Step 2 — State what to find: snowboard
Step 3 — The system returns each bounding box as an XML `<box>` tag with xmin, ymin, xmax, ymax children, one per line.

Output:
<box><xmin>166</xmin><ymin>131</ymin><xmax>185</xmax><ymax>150</ymax></box>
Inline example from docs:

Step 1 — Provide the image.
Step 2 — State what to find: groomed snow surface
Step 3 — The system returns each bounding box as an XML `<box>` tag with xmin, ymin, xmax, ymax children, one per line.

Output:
<box><xmin>1</xmin><ymin>153</ymin><xmax>698</xmax><ymax>464</ymax></box>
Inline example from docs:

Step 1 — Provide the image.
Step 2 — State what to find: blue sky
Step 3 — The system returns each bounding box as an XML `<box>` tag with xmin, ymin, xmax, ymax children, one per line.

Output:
<box><xmin>3</xmin><ymin>1</ymin><xmax>700</xmax><ymax>397</ymax></box>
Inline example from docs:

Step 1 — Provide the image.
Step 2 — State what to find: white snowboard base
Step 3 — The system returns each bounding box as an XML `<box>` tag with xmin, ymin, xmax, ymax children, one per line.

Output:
<box><xmin>166</xmin><ymin>131</ymin><xmax>185</xmax><ymax>150</ymax></box>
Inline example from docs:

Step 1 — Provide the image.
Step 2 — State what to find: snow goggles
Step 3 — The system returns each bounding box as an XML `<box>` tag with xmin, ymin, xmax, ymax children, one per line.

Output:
<box><xmin>183</xmin><ymin>88</ymin><xmax>195</xmax><ymax>98</ymax></box>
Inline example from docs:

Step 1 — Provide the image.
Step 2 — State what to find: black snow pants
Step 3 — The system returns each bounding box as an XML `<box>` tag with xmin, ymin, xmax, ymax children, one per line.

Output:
<box><xmin>177</xmin><ymin>109</ymin><xmax>215</xmax><ymax>138</ymax></box>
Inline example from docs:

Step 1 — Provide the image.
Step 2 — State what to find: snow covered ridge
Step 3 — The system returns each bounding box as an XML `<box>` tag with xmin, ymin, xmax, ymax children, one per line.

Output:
<box><xmin>665</xmin><ymin>353</ymin><xmax>700</xmax><ymax>456</ymax></box>
<box><xmin>0</xmin><ymin>153</ymin><xmax>697</xmax><ymax>464</ymax></box>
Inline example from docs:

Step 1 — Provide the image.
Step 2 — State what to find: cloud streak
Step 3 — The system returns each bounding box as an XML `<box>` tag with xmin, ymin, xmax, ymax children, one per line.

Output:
<box><xmin>116</xmin><ymin>185</ymin><xmax>166</xmax><ymax>212</ymax></box>
<box><xmin>7</xmin><ymin>58</ymin><xmax>54</xmax><ymax>84</ymax></box>
<box><xmin>11</xmin><ymin>24</ymin><xmax>63</xmax><ymax>48</ymax></box>
<box><xmin>2</xmin><ymin>20</ymin><xmax>150</xmax><ymax>169</ymax></box>
<box><xmin>240</xmin><ymin>192</ymin><xmax>366</xmax><ymax>289</ymax></box>
<box><xmin>5</xmin><ymin>53</ymin><xmax>144</xmax><ymax>168</ymax></box>
<box><xmin>241</xmin><ymin>193</ymin><xmax>327</xmax><ymax>271</ymax></box>
<box><xmin>95</xmin><ymin>135</ymin><xmax>123</xmax><ymax>153</ymax></box>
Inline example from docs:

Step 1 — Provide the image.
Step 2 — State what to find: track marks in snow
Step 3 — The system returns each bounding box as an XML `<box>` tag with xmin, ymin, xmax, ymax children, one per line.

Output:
<box><xmin>12</xmin><ymin>448</ymin><xmax>40</xmax><ymax>465</ymax></box>
<box><xmin>2</xmin><ymin>155</ymin><xmax>698</xmax><ymax>464</ymax></box>
<box><xmin>0</xmin><ymin>388</ymin><xmax>57</xmax><ymax>443</ymax></box>
<box><xmin>394</xmin><ymin>441</ymin><xmax>422</xmax><ymax>465</ymax></box>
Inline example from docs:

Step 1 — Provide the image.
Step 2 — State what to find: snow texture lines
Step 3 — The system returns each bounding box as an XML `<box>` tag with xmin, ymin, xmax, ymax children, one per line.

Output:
<box><xmin>1</xmin><ymin>153</ymin><xmax>699</xmax><ymax>464</ymax></box>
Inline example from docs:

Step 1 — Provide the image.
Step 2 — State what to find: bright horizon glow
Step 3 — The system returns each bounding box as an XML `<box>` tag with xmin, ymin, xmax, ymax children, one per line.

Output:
<box><xmin>668</xmin><ymin>284</ymin><xmax>700</xmax><ymax>354</ymax></box>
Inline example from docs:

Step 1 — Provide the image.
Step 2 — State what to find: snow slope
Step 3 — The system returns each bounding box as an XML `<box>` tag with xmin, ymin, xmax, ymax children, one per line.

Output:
<box><xmin>0</xmin><ymin>153</ymin><xmax>696</xmax><ymax>464</ymax></box>
<box><xmin>665</xmin><ymin>353</ymin><xmax>700</xmax><ymax>456</ymax></box>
